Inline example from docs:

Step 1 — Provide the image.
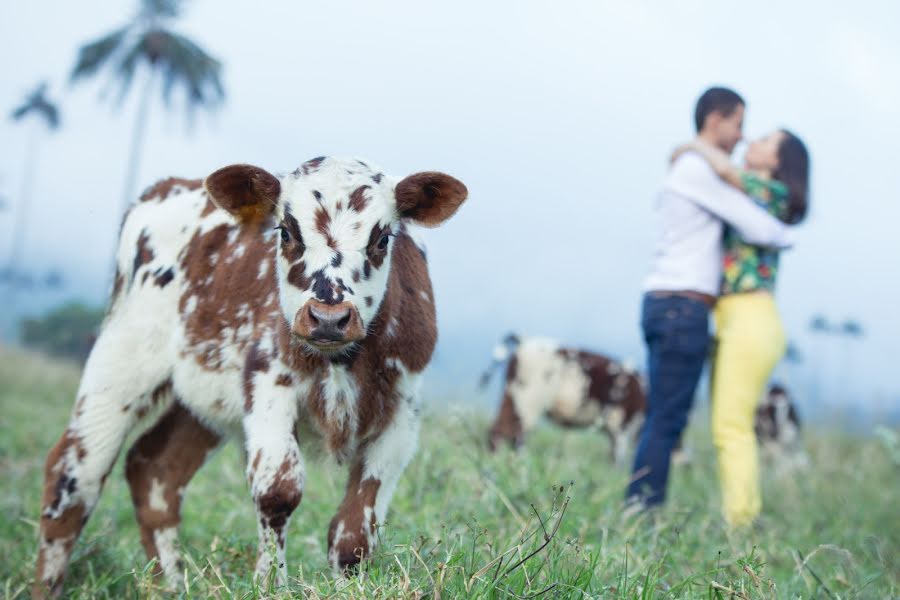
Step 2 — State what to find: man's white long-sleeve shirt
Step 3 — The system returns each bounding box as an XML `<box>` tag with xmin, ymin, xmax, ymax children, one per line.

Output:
<box><xmin>643</xmin><ymin>152</ymin><xmax>795</xmax><ymax>296</ymax></box>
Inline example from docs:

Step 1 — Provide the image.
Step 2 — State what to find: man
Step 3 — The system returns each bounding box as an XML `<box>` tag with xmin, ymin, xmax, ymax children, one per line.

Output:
<box><xmin>626</xmin><ymin>87</ymin><xmax>794</xmax><ymax>509</ymax></box>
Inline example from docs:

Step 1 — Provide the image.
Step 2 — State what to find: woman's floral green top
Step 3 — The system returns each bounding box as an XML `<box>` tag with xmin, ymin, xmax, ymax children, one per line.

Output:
<box><xmin>721</xmin><ymin>172</ymin><xmax>790</xmax><ymax>295</ymax></box>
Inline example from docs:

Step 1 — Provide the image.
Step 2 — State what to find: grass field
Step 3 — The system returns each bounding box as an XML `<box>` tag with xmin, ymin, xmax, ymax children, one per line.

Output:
<box><xmin>1</xmin><ymin>345</ymin><xmax>897</xmax><ymax>599</ymax></box>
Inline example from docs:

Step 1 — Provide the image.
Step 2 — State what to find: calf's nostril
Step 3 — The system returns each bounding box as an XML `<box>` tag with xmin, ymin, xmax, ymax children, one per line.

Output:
<box><xmin>337</xmin><ymin>313</ymin><xmax>351</xmax><ymax>330</ymax></box>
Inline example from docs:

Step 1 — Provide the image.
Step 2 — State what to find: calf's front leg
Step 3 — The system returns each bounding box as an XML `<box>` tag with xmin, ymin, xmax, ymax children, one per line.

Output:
<box><xmin>243</xmin><ymin>366</ymin><xmax>305</xmax><ymax>587</ymax></box>
<box><xmin>328</xmin><ymin>395</ymin><xmax>421</xmax><ymax>571</ymax></box>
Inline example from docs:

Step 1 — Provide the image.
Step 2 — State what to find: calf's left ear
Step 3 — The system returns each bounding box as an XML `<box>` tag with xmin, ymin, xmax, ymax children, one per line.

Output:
<box><xmin>395</xmin><ymin>172</ymin><xmax>468</xmax><ymax>227</ymax></box>
<box><xmin>205</xmin><ymin>164</ymin><xmax>281</xmax><ymax>225</ymax></box>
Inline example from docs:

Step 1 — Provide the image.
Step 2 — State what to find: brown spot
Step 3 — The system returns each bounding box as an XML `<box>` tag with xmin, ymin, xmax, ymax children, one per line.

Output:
<box><xmin>154</xmin><ymin>267</ymin><xmax>175</xmax><ymax>288</ymax></box>
<box><xmin>298</xmin><ymin>156</ymin><xmax>326</xmax><ymax>175</ymax></box>
<box><xmin>140</xmin><ymin>177</ymin><xmax>202</xmax><ymax>203</ymax></box>
<box><xmin>328</xmin><ymin>460</ymin><xmax>381</xmax><ymax>570</ymax></box>
<box><xmin>243</xmin><ymin>343</ymin><xmax>271</xmax><ymax>412</ymax></box>
<box><xmin>315</xmin><ymin>207</ymin><xmax>337</xmax><ymax>249</ymax></box>
<box><xmin>178</xmin><ymin>222</ymin><xmax>280</xmax><ymax>371</ymax></box>
<box><xmin>125</xmin><ymin>403</ymin><xmax>220</xmax><ymax>565</ymax></box>
<box><xmin>275</xmin><ymin>373</ymin><xmax>293</xmax><ymax>387</ymax></box>
<box><xmin>256</xmin><ymin>455</ymin><xmax>303</xmax><ymax>537</ymax></box>
<box><xmin>365</xmin><ymin>296</ymin><xmax>373</xmax><ymax>307</ymax></box>
<box><xmin>287</xmin><ymin>261</ymin><xmax>312</xmax><ymax>290</ymax></box>
<box><xmin>133</xmin><ymin>229</ymin><xmax>155</xmax><ymax>279</ymax></box>
<box><xmin>151</xmin><ymin>379</ymin><xmax>173</xmax><ymax>405</ymax></box>
<box><xmin>352</xmin><ymin>269</ymin><xmax>361</xmax><ymax>283</ymax></box>
<box><xmin>348</xmin><ymin>186</ymin><xmax>370</xmax><ymax>213</ymax></box>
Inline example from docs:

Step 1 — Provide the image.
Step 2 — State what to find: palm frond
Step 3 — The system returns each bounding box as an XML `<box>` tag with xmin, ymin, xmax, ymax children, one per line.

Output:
<box><xmin>141</xmin><ymin>0</ymin><xmax>181</xmax><ymax>20</ymax></box>
<box><xmin>70</xmin><ymin>26</ymin><xmax>130</xmax><ymax>83</ymax></box>
<box><xmin>142</xmin><ymin>29</ymin><xmax>224</xmax><ymax>112</ymax></box>
<box><xmin>113</xmin><ymin>38</ymin><xmax>150</xmax><ymax>104</ymax></box>
<box><xmin>9</xmin><ymin>82</ymin><xmax>61</xmax><ymax>130</ymax></box>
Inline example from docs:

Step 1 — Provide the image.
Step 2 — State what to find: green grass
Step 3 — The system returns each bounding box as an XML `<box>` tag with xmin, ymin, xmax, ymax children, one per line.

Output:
<box><xmin>1</xmin><ymin>344</ymin><xmax>897</xmax><ymax>599</ymax></box>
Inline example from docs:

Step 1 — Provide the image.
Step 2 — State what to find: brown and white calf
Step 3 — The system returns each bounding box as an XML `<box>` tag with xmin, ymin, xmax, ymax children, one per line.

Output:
<box><xmin>33</xmin><ymin>157</ymin><xmax>467</xmax><ymax>597</ymax></box>
<box><xmin>755</xmin><ymin>383</ymin><xmax>806</xmax><ymax>469</ymax></box>
<box><xmin>483</xmin><ymin>334</ymin><xmax>646</xmax><ymax>463</ymax></box>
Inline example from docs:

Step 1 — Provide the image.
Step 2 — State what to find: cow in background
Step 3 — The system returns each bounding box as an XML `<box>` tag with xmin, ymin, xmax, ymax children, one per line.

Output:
<box><xmin>755</xmin><ymin>383</ymin><xmax>807</xmax><ymax>470</ymax></box>
<box><xmin>482</xmin><ymin>334</ymin><xmax>646</xmax><ymax>464</ymax></box>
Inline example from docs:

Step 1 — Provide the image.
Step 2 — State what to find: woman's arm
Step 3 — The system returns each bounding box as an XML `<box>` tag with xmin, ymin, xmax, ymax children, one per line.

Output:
<box><xmin>671</xmin><ymin>140</ymin><xmax>746</xmax><ymax>191</ymax></box>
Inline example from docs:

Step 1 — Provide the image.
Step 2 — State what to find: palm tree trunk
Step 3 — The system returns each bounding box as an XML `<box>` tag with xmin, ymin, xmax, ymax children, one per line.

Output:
<box><xmin>2</xmin><ymin>119</ymin><xmax>40</xmax><ymax>340</ymax></box>
<box><xmin>121</xmin><ymin>67</ymin><xmax>155</xmax><ymax>219</ymax></box>
<box><xmin>108</xmin><ymin>67</ymin><xmax>155</xmax><ymax>282</ymax></box>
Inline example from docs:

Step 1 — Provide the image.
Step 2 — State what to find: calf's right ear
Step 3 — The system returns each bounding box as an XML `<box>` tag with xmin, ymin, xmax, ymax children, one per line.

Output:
<box><xmin>205</xmin><ymin>164</ymin><xmax>281</xmax><ymax>225</ymax></box>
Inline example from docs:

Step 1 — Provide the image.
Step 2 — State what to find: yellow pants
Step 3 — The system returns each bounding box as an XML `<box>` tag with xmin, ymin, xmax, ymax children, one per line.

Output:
<box><xmin>711</xmin><ymin>292</ymin><xmax>785</xmax><ymax>527</ymax></box>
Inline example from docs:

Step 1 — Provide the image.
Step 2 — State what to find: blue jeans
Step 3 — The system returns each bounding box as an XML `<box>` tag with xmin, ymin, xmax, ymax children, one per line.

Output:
<box><xmin>627</xmin><ymin>293</ymin><xmax>711</xmax><ymax>506</ymax></box>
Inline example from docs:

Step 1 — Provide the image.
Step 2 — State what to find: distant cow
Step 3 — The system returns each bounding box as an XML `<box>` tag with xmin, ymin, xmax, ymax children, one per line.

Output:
<box><xmin>755</xmin><ymin>383</ymin><xmax>806</xmax><ymax>468</ymax></box>
<box><xmin>482</xmin><ymin>334</ymin><xmax>646</xmax><ymax>463</ymax></box>
<box><xmin>33</xmin><ymin>157</ymin><xmax>467</xmax><ymax>597</ymax></box>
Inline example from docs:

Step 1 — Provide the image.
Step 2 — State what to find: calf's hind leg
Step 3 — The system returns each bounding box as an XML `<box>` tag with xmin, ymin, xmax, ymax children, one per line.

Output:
<box><xmin>125</xmin><ymin>402</ymin><xmax>222</xmax><ymax>587</ymax></box>
<box><xmin>34</xmin><ymin>368</ymin><xmax>172</xmax><ymax>596</ymax></box>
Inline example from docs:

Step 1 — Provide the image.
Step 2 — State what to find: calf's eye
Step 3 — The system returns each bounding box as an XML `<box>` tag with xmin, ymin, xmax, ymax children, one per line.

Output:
<box><xmin>280</xmin><ymin>227</ymin><xmax>291</xmax><ymax>244</ymax></box>
<box><xmin>377</xmin><ymin>234</ymin><xmax>390</xmax><ymax>251</ymax></box>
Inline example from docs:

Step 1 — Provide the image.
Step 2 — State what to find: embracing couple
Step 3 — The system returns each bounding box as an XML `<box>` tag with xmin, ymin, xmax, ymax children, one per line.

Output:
<box><xmin>628</xmin><ymin>87</ymin><xmax>810</xmax><ymax>527</ymax></box>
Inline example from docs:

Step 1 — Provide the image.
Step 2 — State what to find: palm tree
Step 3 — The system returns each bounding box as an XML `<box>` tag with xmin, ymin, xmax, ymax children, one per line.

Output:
<box><xmin>70</xmin><ymin>0</ymin><xmax>224</xmax><ymax>219</ymax></box>
<box><xmin>5</xmin><ymin>82</ymin><xmax>61</xmax><ymax>309</ymax></box>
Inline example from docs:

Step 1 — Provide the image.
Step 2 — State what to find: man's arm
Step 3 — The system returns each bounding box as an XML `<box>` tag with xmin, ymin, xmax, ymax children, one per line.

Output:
<box><xmin>665</xmin><ymin>153</ymin><xmax>794</xmax><ymax>248</ymax></box>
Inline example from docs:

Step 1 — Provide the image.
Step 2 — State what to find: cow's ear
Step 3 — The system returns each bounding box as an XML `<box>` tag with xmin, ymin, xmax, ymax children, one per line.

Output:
<box><xmin>205</xmin><ymin>164</ymin><xmax>281</xmax><ymax>225</ymax></box>
<box><xmin>395</xmin><ymin>172</ymin><xmax>467</xmax><ymax>227</ymax></box>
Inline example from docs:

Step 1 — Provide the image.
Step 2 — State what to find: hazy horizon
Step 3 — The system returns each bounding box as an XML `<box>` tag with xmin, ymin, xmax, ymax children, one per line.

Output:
<box><xmin>2</xmin><ymin>1</ymin><xmax>898</xmax><ymax>414</ymax></box>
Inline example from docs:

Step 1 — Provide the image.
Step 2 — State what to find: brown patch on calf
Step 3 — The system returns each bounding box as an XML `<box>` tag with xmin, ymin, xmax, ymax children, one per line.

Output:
<box><xmin>314</xmin><ymin>207</ymin><xmax>337</xmax><ymax>249</ymax></box>
<box><xmin>133</xmin><ymin>229</ymin><xmax>155</xmax><ymax>280</ymax></box>
<box><xmin>275</xmin><ymin>373</ymin><xmax>293</xmax><ymax>387</ymax></box>
<box><xmin>297</xmin><ymin>156</ymin><xmax>326</xmax><ymax>176</ymax></box>
<box><xmin>328</xmin><ymin>460</ymin><xmax>381</xmax><ymax>571</ymax></box>
<box><xmin>125</xmin><ymin>403</ymin><xmax>220</xmax><ymax>568</ymax></box>
<box><xmin>179</xmin><ymin>223</ymin><xmax>279</xmax><ymax>371</ymax></box>
<box><xmin>255</xmin><ymin>455</ymin><xmax>303</xmax><ymax>547</ymax></box>
<box><xmin>348</xmin><ymin>186</ymin><xmax>370</xmax><ymax>212</ymax></box>
<box><xmin>287</xmin><ymin>261</ymin><xmax>312</xmax><ymax>290</ymax></box>
<box><xmin>243</xmin><ymin>343</ymin><xmax>271</xmax><ymax>412</ymax></box>
<box><xmin>140</xmin><ymin>177</ymin><xmax>202</xmax><ymax>203</ymax></box>
<box><xmin>34</xmin><ymin>429</ymin><xmax>97</xmax><ymax>596</ymax></box>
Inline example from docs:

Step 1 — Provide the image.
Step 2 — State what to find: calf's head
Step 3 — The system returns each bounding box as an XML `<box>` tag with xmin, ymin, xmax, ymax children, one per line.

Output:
<box><xmin>205</xmin><ymin>157</ymin><xmax>467</xmax><ymax>355</ymax></box>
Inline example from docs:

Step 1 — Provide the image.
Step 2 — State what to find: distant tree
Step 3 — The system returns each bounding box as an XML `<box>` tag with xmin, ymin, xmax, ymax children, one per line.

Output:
<box><xmin>809</xmin><ymin>315</ymin><xmax>831</xmax><ymax>334</ymax></box>
<box><xmin>70</xmin><ymin>0</ymin><xmax>225</xmax><ymax>219</ymax></box>
<box><xmin>5</xmin><ymin>82</ymin><xmax>62</xmax><ymax>304</ymax></box>
<box><xmin>20</xmin><ymin>301</ymin><xmax>105</xmax><ymax>363</ymax></box>
<box><xmin>840</xmin><ymin>320</ymin><xmax>864</xmax><ymax>338</ymax></box>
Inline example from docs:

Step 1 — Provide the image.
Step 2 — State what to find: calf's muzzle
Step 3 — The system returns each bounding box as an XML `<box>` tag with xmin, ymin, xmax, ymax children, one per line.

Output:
<box><xmin>292</xmin><ymin>300</ymin><xmax>365</xmax><ymax>348</ymax></box>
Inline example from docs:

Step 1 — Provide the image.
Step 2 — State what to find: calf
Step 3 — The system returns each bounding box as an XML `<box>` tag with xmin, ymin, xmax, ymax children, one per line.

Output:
<box><xmin>33</xmin><ymin>157</ymin><xmax>467</xmax><ymax>597</ymax></box>
<box><xmin>482</xmin><ymin>334</ymin><xmax>645</xmax><ymax>464</ymax></box>
<box><xmin>755</xmin><ymin>383</ymin><xmax>806</xmax><ymax>469</ymax></box>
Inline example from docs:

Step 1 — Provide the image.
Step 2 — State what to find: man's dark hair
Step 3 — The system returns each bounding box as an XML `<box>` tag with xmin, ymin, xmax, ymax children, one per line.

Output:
<box><xmin>694</xmin><ymin>87</ymin><xmax>745</xmax><ymax>133</ymax></box>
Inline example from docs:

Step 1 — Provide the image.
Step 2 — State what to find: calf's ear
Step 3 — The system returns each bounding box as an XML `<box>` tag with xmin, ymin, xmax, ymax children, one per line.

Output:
<box><xmin>205</xmin><ymin>164</ymin><xmax>281</xmax><ymax>225</ymax></box>
<box><xmin>395</xmin><ymin>172</ymin><xmax>467</xmax><ymax>227</ymax></box>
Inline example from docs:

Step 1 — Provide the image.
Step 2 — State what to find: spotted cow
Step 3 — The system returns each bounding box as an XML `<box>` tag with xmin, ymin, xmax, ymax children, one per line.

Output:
<box><xmin>755</xmin><ymin>383</ymin><xmax>806</xmax><ymax>469</ymax></box>
<box><xmin>33</xmin><ymin>157</ymin><xmax>467</xmax><ymax>598</ymax></box>
<box><xmin>482</xmin><ymin>334</ymin><xmax>646</xmax><ymax>464</ymax></box>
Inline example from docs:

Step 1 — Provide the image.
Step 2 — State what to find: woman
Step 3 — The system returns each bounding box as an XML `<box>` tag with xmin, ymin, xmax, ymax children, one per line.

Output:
<box><xmin>675</xmin><ymin>130</ymin><xmax>810</xmax><ymax>527</ymax></box>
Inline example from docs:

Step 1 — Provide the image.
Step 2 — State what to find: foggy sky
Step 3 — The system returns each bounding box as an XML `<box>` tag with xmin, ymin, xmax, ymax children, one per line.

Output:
<box><xmin>1</xmin><ymin>1</ymin><xmax>898</xmax><ymax>408</ymax></box>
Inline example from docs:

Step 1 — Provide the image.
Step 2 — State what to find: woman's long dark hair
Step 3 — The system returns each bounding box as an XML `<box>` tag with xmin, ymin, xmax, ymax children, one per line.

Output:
<box><xmin>774</xmin><ymin>129</ymin><xmax>810</xmax><ymax>224</ymax></box>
